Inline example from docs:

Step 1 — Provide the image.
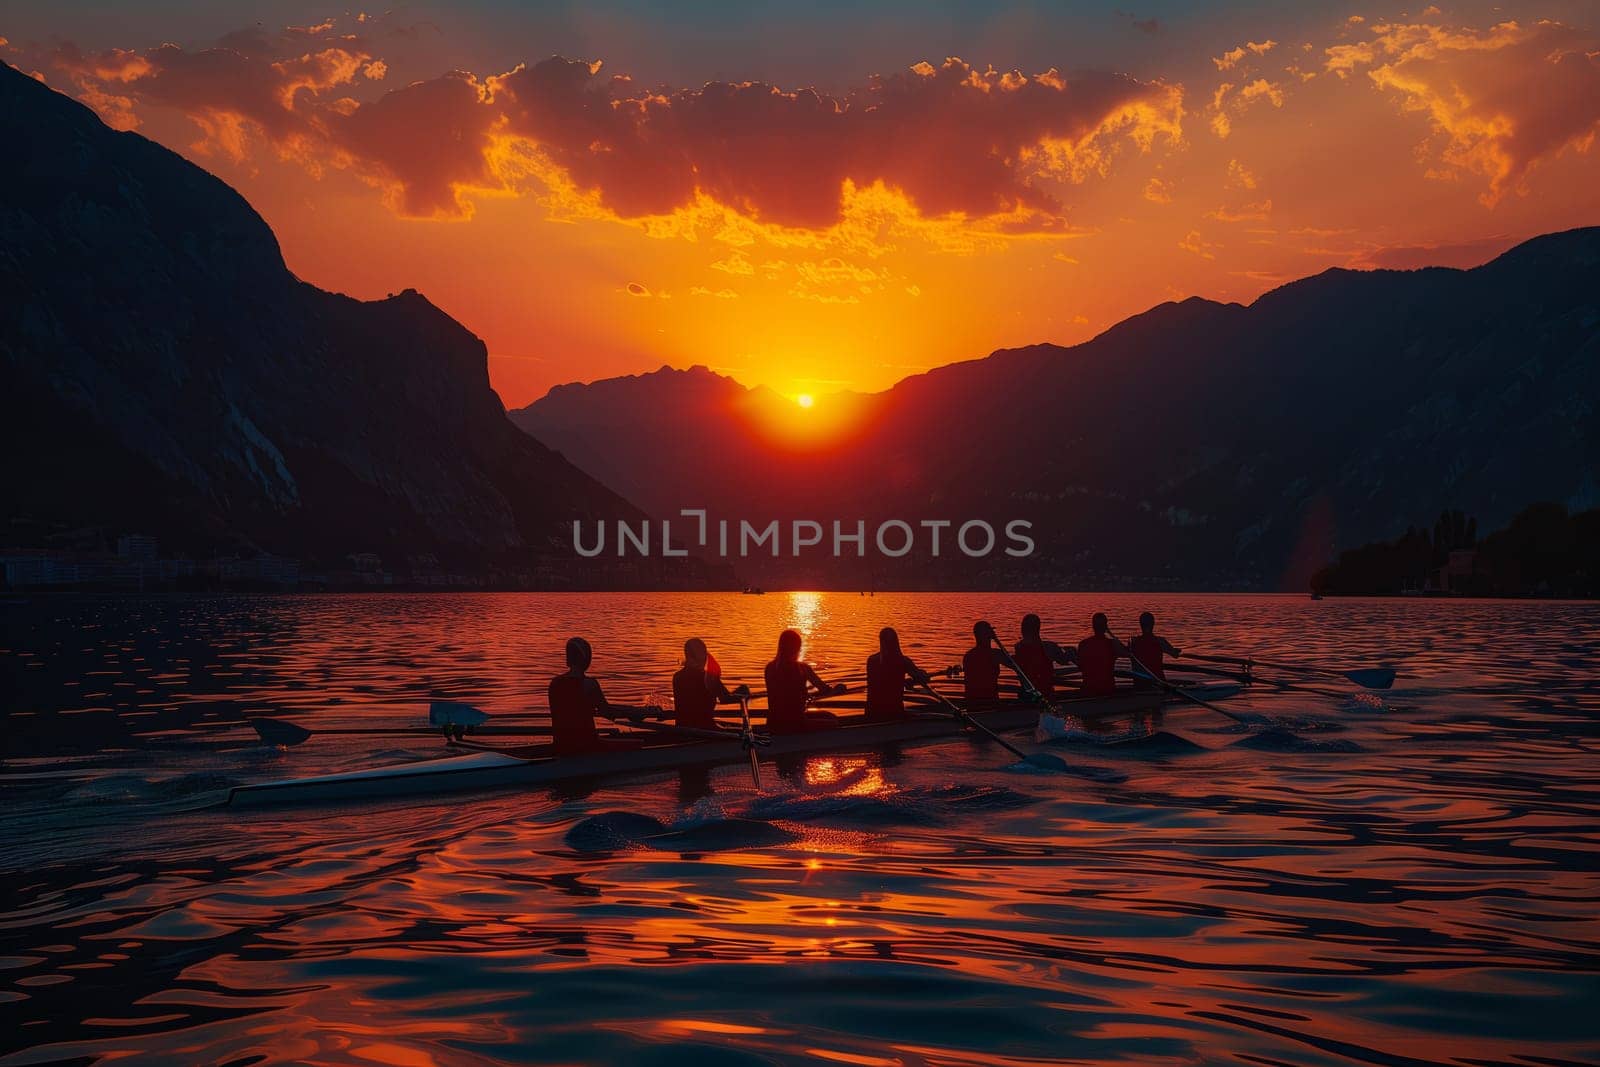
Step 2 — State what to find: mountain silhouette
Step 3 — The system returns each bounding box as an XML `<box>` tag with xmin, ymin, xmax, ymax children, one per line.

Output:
<box><xmin>1</xmin><ymin>62</ymin><xmax>659</xmax><ymax>578</ymax></box>
<box><xmin>514</xmin><ymin>229</ymin><xmax>1599</xmax><ymax>589</ymax></box>
<box><xmin>511</xmin><ymin>365</ymin><xmax>883</xmax><ymax>519</ymax></box>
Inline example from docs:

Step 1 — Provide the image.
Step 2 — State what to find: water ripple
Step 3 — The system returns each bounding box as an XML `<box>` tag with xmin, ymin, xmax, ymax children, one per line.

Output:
<box><xmin>2</xmin><ymin>592</ymin><xmax>1597</xmax><ymax>1065</ymax></box>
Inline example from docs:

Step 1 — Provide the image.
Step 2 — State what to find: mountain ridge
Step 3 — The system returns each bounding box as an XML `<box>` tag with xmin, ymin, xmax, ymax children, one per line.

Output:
<box><xmin>513</xmin><ymin>227</ymin><xmax>1600</xmax><ymax>589</ymax></box>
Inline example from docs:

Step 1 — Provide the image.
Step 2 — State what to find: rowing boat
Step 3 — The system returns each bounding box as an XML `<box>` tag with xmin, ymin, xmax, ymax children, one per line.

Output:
<box><xmin>224</xmin><ymin>684</ymin><xmax>1236</xmax><ymax>808</ymax></box>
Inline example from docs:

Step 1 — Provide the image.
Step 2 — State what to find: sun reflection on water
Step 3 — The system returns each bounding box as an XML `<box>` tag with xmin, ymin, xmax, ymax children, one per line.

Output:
<box><xmin>785</xmin><ymin>590</ymin><xmax>825</xmax><ymax>642</ymax></box>
<box><xmin>805</xmin><ymin>756</ymin><xmax>890</xmax><ymax>796</ymax></box>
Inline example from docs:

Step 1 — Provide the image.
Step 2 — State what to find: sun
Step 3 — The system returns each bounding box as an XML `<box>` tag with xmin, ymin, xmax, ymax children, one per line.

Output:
<box><xmin>796</xmin><ymin>393</ymin><xmax>815</xmax><ymax>409</ymax></box>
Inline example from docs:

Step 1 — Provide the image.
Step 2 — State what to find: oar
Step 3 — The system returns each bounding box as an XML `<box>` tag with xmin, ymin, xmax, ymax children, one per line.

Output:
<box><xmin>737</xmin><ymin>693</ymin><xmax>762</xmax><ymax>787</ymax></box>
<box><xmin>248</xmin><ymin>701</ymin><xmax>662</xmax><ymax>748</ymax></box>
<box><xmin>916</xmin><ymin>680</ymin><xmax>1068</xmax><ymax>770</ymax></box>
<box><xmin>1184</xmin><ymin>652</ymin><xmax>1395</xmax><ymax>690</ymax></box>
<box><xmin>1165</xmin><ymin>662</ymin><xmax>1355</xmax><ymax>700</ymax></box>
<box><xmin>250</xmin><ymin>718</ymin><xmax>313</xmax><ymax>746</ymax></box>
<box><xmin>745</xmin><ymin>672</ymin><xmax>880</xmax><ymax>703</ymax></box>
<box><xmin>988</xmin><ymin>634</ymin><xmax>1058</xmax><ymax>711</ymax></box>
<box><xmin>802</xmin><ymin>683</ymin><xmax>861</xmax><ymax>707</ymax></box>
<box><xmin>250</xmin><ymin>719</ymin><xmax>562</xmax><ymax>745</ymax></box>
<box><xmin>601</xmin><ymin>709</ymin><xmax>770</xmax><ymax>747</ymax></box>
<box><xmin>989</xmin><ymin>639</ymin><xmax>1151</xmax><ymax>738</ymax></box>
<box><xmin>1107</xmin><ymin>629</ymin><xmax>1264</xmax><ymax>727</ymax></box>
<box><xmin>1108</xmin><ymin>674</ymin><xmax>1244</xmax><ymax>703</ymax></box>
<box><xmin>979</xmin><ymin>637</ymin><xmax>1109</xmax><ymax>768</ymax></box>
<box><xmin>431</xmin><ymin>700</ymin><xmax>491</xmax><ymax>733</ymax></box>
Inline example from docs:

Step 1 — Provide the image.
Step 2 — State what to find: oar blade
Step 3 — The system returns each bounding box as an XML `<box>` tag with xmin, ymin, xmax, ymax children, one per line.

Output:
<box><xmin>429</xmin><ymin>701</ymin><xmax>492</xmax><ymax>728</ymax></box>
<box><xmin>1344</xmin><ymin>668</ymin><xmax>1396</xmax><ymax>690</ymax></box>
<box><xmin>250</xmin><ymin>717</ymin><xmax>312</xmax><ymax>747</ymax></box>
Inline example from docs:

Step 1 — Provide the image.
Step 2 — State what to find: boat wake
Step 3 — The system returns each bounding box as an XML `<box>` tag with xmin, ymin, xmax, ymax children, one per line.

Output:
<box><xmin>745</xmin><ymin>783</ymin><xmax>1038</xmax><ymax>828</ymax></box>
<box><xmin>1033</xmin><ymin>720</ymin><xmax>1209</xmax><ymax>756</ymax></box>
<box><xmin>62</xmin><ymin>770</ymin><xmax>239</xmax><ymax>805</ymax></box>
<box><xmin>1035</xmin><ymin>714</ymin><xmax>1124</xmax><ymax>744</ymax></box>
<box><xmin>563</xmin><ymin>811</ymin><xmax>665</xmax><ymax>851</ymax></box>
<box><xmin>1003</xmin><ymin>755</ymin><xmax>1129</xmax><ymax>780</ymax></box>
<box><xmin>564</xmin><ymin>809</ymin><xmax>801</xmax><ymax>853</ymax></box>
<box><xmin>645</xmin><ymin>818</ymin><xmax>801</xmax><ymax>851</ymax></box>
<box><xmin>1230</xmin><ymin>727</ymin><xmax>1365</xmax><ymax>753</ymax></box>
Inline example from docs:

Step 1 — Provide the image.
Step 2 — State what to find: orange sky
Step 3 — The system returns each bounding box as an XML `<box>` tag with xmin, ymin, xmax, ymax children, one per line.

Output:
<box><xmin>6</xmin><ymin>4</ymin><xmax>1599</xmax><ymax>407</ymax></box>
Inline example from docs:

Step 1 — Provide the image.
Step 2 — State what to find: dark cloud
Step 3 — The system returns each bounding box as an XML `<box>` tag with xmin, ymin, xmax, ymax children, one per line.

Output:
<box><xmin>483</xmin><ymin>55</ymin><xmax>1179</xmax><ymax>228</ymax></box>
<box><xmin>332</xmin><ymin>71</ymin><xmax>499</xmax><ymax>216</ymax></box>
<box><xmin>46</xmin><ymin>29</ymin><xmax>376</xmax><ymax>146</ymax></box>
<box><xmin>1119</xmin><ymin>13</ymin><xmax>1163</xmax><ymax>36</ymax></box>
<box><xmin>37</xmin><ymin>25</ymin><xmax>1183</xmax><ymax>229</ymax></box>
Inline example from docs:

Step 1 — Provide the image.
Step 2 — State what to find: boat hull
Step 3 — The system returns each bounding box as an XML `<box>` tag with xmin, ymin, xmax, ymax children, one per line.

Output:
<box><xmin>224</xmin><ymin>687</ymin><xmax>1219</xmax><ymax>808</ymax></box>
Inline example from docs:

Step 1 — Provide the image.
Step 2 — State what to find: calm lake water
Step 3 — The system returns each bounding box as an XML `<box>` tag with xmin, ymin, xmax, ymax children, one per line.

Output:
<box><xmin>2</xmin><ymin>592</ymin><xmax>1597</xmax><ymax>1066</ymax></box>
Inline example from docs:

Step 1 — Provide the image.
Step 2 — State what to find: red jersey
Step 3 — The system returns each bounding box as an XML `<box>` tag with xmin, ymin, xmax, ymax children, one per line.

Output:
<box><xmin>1076</xmin><ymin>634</ymin><xmax>1119</xmax><ymax>697</ymax></box>
<box><xmin>548</xmin><ymin>673</ymin><xmax>602</xmax><ymax>756</ymax></box>
<box><xmin>764</xmin><ymin>659</ymin><xmax>808</xmax><ymax>734</ymax></box>
<box><xmin>672</xmin><ymin>665</ymin><xmax>717</xmax><ymax>729</ymax></box>
<box><xmin>1129</xmin><ymin>634</ymin><xmax>1166</xmax><ymax>685</ymax></box>
<box><xmin>1012</xmin><ymin>639</ymin><xmax>1055</xmax><ymax>700</ymax></box>
<box><xmin>865</xmin><ymin>651</ymin><xmax>915</xmax><ymax>721</ymax></box>
<box><xmin>963</xmin><ymin>646</ymin><xmax>1001</xmax><ymax>703</ymax></box>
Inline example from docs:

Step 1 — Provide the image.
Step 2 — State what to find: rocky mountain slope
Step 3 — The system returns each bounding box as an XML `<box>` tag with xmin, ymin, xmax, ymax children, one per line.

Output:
<box><xmin>1</xmin><ymin>62</ymin><xmax>668</xmax><ymax>581</ymax></box>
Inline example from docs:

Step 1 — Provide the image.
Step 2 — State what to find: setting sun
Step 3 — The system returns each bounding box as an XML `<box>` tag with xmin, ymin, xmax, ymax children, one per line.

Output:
<box><xmin>796</xmin><ymin>394</ymin><xmax>814</xmax><ymax>409</ymax></box>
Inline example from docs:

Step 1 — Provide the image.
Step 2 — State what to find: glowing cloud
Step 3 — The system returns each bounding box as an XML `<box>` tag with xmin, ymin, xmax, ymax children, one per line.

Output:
<box><xmin>1213</xmin><ymin>40</ymin><xmax>1277</xmax><ymax>71</ymax></box>
<box><xmin>1325</xmin><ymin>18</ymin><xmax>1600</xmax><ymax>203</ymax></box>
<box><xmin>41</xmin><ymin>28</ymin><xmax>1184</xmax><ymax>235</ymax></box>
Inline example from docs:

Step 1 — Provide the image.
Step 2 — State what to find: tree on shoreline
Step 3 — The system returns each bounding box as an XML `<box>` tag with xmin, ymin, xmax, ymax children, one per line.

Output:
<box><xmin>1311</xmin><ymin>504</ymin><xmax>1598</xmax><ymax>598</ymax></box>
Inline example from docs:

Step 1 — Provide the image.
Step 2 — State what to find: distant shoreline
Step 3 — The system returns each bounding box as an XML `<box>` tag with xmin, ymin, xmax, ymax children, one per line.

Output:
<box><xmin>5</xmin><ymin>588</ymin><xmax>1597</xmax><ymax>603</ymax></box>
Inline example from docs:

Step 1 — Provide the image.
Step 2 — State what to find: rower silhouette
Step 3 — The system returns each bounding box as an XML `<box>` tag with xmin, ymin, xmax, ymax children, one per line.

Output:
<box><xmin>1013</xmin><ymin>613</ymin><xmax>1074</xmax><ymax>701</ymax></box>
<box><xmin>764</xmin><ymin>629</ymin><xmax>845</xmax><ymax>734</ymax></box>
<box><xmin>672</xmin><ymin>637</ymin><xmax>747</xmax><ymax>730</ymax></box>
<box><xmin>865</xmin><ymin>626</ymin><xmax>931</xmax><ymax>723</ymax></box>
<box><xmin>1128</xmin><ymin>611</ymin><xmax>1182</xmax><ymax>689</ymax></box>
<box><xmin>963</xmin><ymin>620</ymin><xmax>1006</xmax><ymax>707</ymax></box>
<box><xmin>1075</xmin><ymin>613</ymin><xmax>1130</xmax><ymax>697</ymax></box>
<box><xmin>548</xmin><ymin>637</ymin><xmax>640</xmax><ymax>756</ymax></box>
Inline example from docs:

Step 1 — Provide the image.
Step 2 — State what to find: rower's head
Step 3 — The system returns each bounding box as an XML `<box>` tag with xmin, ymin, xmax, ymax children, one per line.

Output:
<box><xmin>777</xmin><ymin>628</ymin><xmax>803</xmax><ymax>663</ymax></box>
<box><xmin>1139</xmin><ymin>611</ymin><xmax>1156</xmax><ymax>634</ymax></box>
<box><xmin>1091</xmin><ymin>612</ymin><xmax>1109</xmax><ymax>636</ymax></box>
<box><xmin>879</xmin><ymin>626</ymin><xmax>902</xmax><ymax>658</ymax></box>
<box><xmin>974</xmin><ymin>620</ymin><xmax>996</xmax><ymax>644</ymax></box>
<box><xmin>1021</xmin><ymin>613</ymin><xmax>1041</xmax><ymax>638</ymax></box>
<box><xmin>683</xmin><ymin>637</ymin><xmax>708</xmax><ymax>668</ymax></box>
<box><xmin>565</xmin><ymin>636</ymin><xmax>593</xmax><ymax>672</ymax></box>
